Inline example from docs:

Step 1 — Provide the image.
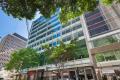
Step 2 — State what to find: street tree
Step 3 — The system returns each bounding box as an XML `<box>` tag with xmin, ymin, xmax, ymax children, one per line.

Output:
<box><xmin>50</xmin><ymin>40</ymin><xmax>78</xmax><ymax>63</ymax></box>
<box><xmin>50</xmin><ymin>39</ymin><xmax>89</xmax><ymax>63</ymax></box>
<box><xmin>5</xmin><ymin>48</ymin><xmax>40</xmax><ymax>71</ymax></box>
<box><xmin>0</xmin><ymin>0</ymin><xmax>118</xmax><ymax>23</ymax></box>
<box><xmin>41</xmin><ymin>44</ymin><xmax>55</xmax><ymax>64</ymax></box>
<box><xmin>48</xmin><ymin>40</ymin><xmax>79</xmax><ymax>79</ymax></box>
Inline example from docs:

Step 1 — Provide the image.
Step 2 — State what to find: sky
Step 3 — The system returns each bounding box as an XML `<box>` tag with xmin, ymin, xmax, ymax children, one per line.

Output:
<box><xmin>0</xmin><ymin>9</ymin><xmax>40</xmax><ymax>39</ymax></box>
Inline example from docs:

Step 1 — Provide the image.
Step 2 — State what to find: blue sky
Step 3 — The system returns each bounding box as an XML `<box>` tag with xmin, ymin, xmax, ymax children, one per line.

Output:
<box><xmin>0</xmin><ymin>9</ymin><xmax>40</xmax><ymax>39</ymax></box>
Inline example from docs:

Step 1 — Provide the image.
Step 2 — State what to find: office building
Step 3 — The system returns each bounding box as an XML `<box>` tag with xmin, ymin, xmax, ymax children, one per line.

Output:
<box><xmin>0</xmin><ymin>33</ymin><xmax>27</xmax><ymax>69</ymax></box>
<box><xmin>28</xmin><ymin>9</ymin><xmax>62</xmax><ymax>53</ymax></box>
<box><xmin>27</xmin><ymin>10</ymin><xmax>96</xmax><ymax>80</ymax></box>
<box><xmin>20</xmin><ymin>3</ymin><xmax>120</xmax><ymax>80</ymax></box>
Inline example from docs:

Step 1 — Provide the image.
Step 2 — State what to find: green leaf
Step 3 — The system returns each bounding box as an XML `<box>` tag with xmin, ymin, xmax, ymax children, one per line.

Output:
<box><xmin>5</xmin><ymin>48</ymin><xmax>40</xmax><ymax>71</ymax></box>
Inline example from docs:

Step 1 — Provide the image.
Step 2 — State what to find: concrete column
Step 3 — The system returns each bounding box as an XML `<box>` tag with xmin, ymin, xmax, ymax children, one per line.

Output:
<box><xmin>81</xmin><ymin>15</ymin><xmax>97</xmax><ymax>67</ymax></box>
<box><xmin>60</xmin><ymin>71</ymin><xmax>64</xmax><ymax>80</ymax></box>
<box><xmin>68</xmin><ymin>70</ymin><xmax>71</xmax><ymax>80</ymax></box>
<box><xmin>84</xmin><ymin>68</ymin><xmax>88</xmax><ymax>80</ymax></box>
<box><xmin>75</xmin><ymin>68</ymin><xmax>79</xmax><ymax>80</ymax></box>
<box><xmin>15</xmin><ymin>75</ymin><xmax>18</xmax><ymax>80</ymax></box>
<box><xmin>91</xmin><ymin>67</ymin><xmax>98</xmax><ymax>80</ymax></box>
<box><xmin>97</xmin><ymin>69</ymin><xmax>103</xmax><ymax>80</ymax></box>
<box><xmin>49</xmin><ymin>72</ymin><xmax>52</xmax><ymax>80</ymax></box>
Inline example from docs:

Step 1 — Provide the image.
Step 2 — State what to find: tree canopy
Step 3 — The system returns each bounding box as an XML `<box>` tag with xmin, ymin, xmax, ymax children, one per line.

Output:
<box><xmin>40</xmin><ymin>44</ymin><xmax>54</xmax><ymax>64</ymax></box>
<box><xmin>5</xmin><ymin>48</ymin><xmax>40</xmax><ymax>71</ymax></box>
<box><xmin>49</xmin><ymin>40</ymin><xmax>77</xmax><ymax>63</ymax></box>
<box><xmin>0</xmin><ymin>0</ymin><xmax>118</xmax><ymax>23</ymax></box>
<box><xmin>39</xmin><ymin>39</ymin><xmax>89</xmax><ymax>66</ymax></box>
<box><xmin>42</xmin><ymin>39</ymin><xmax>88</xmax><ymax>64</ymax></box>
<box><xmin>5</xmin><ymin>39</ymin><xmax>89</xmax><ymax>72</ymax></box>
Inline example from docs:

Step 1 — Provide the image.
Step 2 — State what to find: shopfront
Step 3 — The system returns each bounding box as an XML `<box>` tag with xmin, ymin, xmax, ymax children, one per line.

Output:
<box><xmin>43</xmin><ymin>66</ymin><xmax>96</xmax><ymax>80</ymax></box>
<box><xmin>97</xmin><ymin>60</ymin><xmax>120</xmax><ymax>80</ymax></box>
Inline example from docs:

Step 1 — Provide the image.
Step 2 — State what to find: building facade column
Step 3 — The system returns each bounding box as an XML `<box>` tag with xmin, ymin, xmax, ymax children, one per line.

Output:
<box><xmin>81</xmin><ymin>15</ymin><xmax>98</xmax><ymax>80</ymax></box>
<box><xmin>75</xmin><ymin>68</ymin><xmax>79</xmax><ymax>80</ymax></box>
<box><xmin>84</xmin><ymin>68</ymin><xmax>88</xmax><ymax>80</ymax></box>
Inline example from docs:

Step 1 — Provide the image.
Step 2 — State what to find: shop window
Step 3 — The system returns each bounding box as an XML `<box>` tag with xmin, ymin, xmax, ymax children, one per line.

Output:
<box><xmin>92</xmin><ymin>36</ymin><xmax>118</xmax><ymax>48</ymax></box>
<box><xmin>116</xmin><ymin>50</ymin><xmax>120</xmax><ymax>59</ymax></box>
<box><xmin>96</xmin><ymin>54</ymin><xmax>105</xmax><ymax>62</ymax></box>
<box><xmin>96</xmin><ymin>51</ymin><xmax>117</xmax><ymax>62</ymax></box>
<box><xmin>104</xmin><ymin>52</ymin><xmax>117</xmax><ymax>61</ymax></box>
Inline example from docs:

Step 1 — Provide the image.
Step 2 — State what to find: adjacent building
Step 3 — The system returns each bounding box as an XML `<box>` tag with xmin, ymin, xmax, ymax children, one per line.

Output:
<box><xmin>83</xmin><ymin>4</ymin><xmax>120</xmax><ymax>79</ymax></box>
<box><xmin>0</xmin><ymin>33</ymin><xmax>27</xmax><ymax>69</ymax></box>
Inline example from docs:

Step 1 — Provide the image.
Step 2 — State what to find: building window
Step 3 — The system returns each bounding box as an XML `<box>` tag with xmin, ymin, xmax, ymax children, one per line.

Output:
<box><xmin>92</xmin><ymin>34</ymin><xmax>118</xmax><ymax>48</ymax></box>
<box><xmin>49</xmin><ymin>43</ymin><xmax>52</xmax><ymax>47</ymax></box>
<box><xmin>72</xmin><ymin>24</ymin><xmax>82</xmax><ymax>31</ymax></box>
<box><xmin>84</xmin><ymin>8</ymin><xmax>110</xmax><ymax>37</ymax></box>
<box><xmin>89</xmin><ymin>25</ymin><xmax>109</xmax><ymax>37</ymax></box>
<box><xmin>74</xmin><ymin>32</ymin><xmax>84</xmax><ymax>38</ymax></box>
<box><xmin>57</xmin><ymin>33</ymin><xmax>60</xmax><ymax>37</ymax></box>
<box><xmin>62</xmin><ymin>35</ymin><xmax>72</xmax><ymax>42</ymax></box>
<box><xmin>53</xmin><ymin>42</ymin><xmax>57</xmax><ymax>46</ymax></box>
<box><xmin>95</xmin><ymin>50</ymin><xmax>119</xmax><ymax>62</ymax></box>
<box><xmin>62</xmin><ymin>29</ymin><xmax>71</xmax><ymax>35</ymax></box>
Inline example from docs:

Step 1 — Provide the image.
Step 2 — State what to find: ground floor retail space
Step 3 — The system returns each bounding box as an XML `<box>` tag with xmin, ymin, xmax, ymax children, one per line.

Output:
<box><xmin>96</xmin><ymin>65</ymin><xmax>120</xmax><ymax>80</ymax></box>
<box><xmin>14</xmin><ymin>66</ymin><xmax>96</xmax><ymax>80</ymax></box>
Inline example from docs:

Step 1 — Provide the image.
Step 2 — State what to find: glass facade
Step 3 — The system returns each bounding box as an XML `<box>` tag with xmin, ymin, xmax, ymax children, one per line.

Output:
<box><xmin>89</xmin><ymin>5</ymin><xmax>120</xmax><ymax>64</ymax></box>
<box><xmin>92</xmin><ymin>33</ymin><xmax>120</xmax><ymax>48</ymax></box>
<box><xmin>85</xmin><ymin>5</ymin><xmax>120</xmax><ymax>38</ymax></box>
<box><xmin>28</xmin><ymin>14</ymin><xmax>85</xmax><ymax>53</ymax></box>
<box><xmin>28</xmin><ymin>9</ymin><xmax>62</xmax><ymax>51</ymax></box>
<box><xmin>74</xmin><ymin>39</ymin><xmax>89</xmax><ymax>58</ymax></box>
<box><xmin>84</xmin><ymin>8</ymin><xmax>110</xmax><ymax>37</ymax></box>
<box><xmin>95</xmin><ymin>50</ymin><xmax>120</xmax><ymax>62</ymax></box>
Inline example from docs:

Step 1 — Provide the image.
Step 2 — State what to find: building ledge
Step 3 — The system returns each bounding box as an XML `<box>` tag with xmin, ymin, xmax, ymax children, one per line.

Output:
<box><xmin>91</xmin><ymin>42</ymin><xmax>120</xmax><ymax>55</ymax></box>
<box><xmin>97</xmin><ymin>60</ymin><xmax>120</xmax><ymax>67</ymax></box>
<box><xmin>28</xmin><ymin>58</ymin><xmax>92</xmax><ymax>71</ymax></box>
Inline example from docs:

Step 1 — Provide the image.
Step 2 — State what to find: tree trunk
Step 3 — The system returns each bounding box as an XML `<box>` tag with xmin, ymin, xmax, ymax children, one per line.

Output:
<box><xmin>40</xmin><ymin>69</ymin><xmax>44</xmax><ymax>80</ymax></box>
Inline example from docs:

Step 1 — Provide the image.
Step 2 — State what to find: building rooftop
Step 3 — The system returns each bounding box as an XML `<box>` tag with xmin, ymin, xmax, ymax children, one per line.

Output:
<box><xmin>12</xmin><ymin>33</ymin><xmax>27</xmax><ymax>41</ymax></box>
